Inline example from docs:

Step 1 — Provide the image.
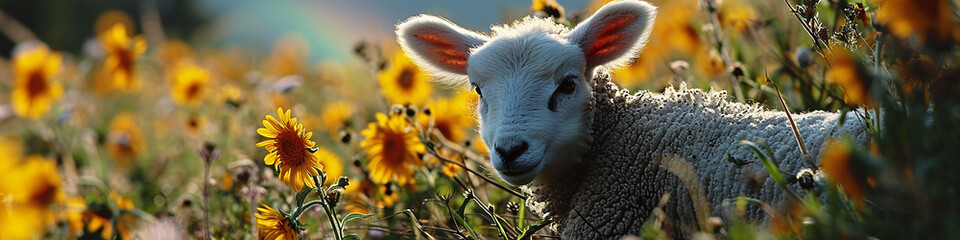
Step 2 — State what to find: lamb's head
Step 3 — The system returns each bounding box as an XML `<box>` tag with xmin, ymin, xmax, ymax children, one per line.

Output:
<box><xmin>397</xmin><ymin>0</ymin><xmax>656</xmax><ymax>185</ymax></box>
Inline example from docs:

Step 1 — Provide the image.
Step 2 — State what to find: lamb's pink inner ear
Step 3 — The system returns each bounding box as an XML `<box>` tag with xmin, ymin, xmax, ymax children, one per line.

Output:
<box><xmin>414</xmin><ymin>33</ymin><xmax>468</xmax><ymax>69</ymax></box>
<box><xmin>584</xmin><ymin>15</ymin><xmax>638</xmax><ymax>68</ymax></box>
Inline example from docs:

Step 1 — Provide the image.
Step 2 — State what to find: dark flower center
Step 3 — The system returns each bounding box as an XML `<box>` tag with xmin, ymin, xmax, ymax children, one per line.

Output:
<box><xmin>30</xmin><ymin>180</ymin><xmax>58</xmax><ymax>205</ymax></box>
<box><xmin>397</xmin><ymin>67</ymin><xmax>415</xmax><ymax>90</ymax></box>
<box><xmin>186</xmin><ymin>82</ymin><xmax>202</xmax><ymax>100</ymax></box>
<box><xmin>26</xmin><ymin>71</ymin><xmax>48</xmax><ymax>96</ymax></box>
<box><xmin>275</xmin><ymin>130</ymin><xmax>306</xmax><ymax>167</ymax></box>
<box><xmin>381</xmin><ymin>129</ymin><xmax>407</xmax><ymax>166</ymax></box>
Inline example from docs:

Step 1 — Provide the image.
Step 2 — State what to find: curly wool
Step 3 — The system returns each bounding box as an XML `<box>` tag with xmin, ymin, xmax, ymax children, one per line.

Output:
<box><xmin>523</xmin><ymin>73</ymin><xmax>870</xmax><ymax>239</ymax></box>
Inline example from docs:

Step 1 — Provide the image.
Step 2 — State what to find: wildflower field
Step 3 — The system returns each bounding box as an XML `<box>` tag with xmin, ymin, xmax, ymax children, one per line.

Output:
<box><xmin>1</xmin><ymin>0</ymin><xmax>959</xmax><ymax>239</ymax></box>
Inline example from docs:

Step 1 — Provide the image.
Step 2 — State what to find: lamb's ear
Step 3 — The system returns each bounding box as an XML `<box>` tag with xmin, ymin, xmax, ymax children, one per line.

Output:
<box><xmin>397</xmin><ymin>15</ymin><xmax>488</xmax><ymax>79</ymax></box>
<box><xmin>567</xmin><ymin>0</ymin><xmax>657</xmax><ymax>70</ymax></box>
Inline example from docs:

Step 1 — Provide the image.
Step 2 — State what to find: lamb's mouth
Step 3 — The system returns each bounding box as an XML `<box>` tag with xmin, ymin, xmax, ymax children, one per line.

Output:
<box><xmin>498</xmin><ymin>159</ymin><xmax>541</xmax><ymax>177</ymax></box>
<box><xmin>500</xmin><ymin>167</ymin><xmax>535</xmax><ymax>177</ymax></box>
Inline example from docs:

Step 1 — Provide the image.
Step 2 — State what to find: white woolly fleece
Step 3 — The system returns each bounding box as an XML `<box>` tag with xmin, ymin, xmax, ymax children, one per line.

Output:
<box><xmin>523</xmin><ymin>73</ymin><xmax>870</xmax><ymax>239</ymax></box>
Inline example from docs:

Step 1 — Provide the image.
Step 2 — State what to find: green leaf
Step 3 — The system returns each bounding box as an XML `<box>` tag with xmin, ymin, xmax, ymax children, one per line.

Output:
<box><xmin>343</xmin><ymin>234</ymin><xmax>361</xmax><ymax>240</ymax></box>
<box><xmin>517</xmin><ymin>198</ymin><xmax>526</xmax><ymax>229</ymax></box>
<box><xmin>518</xmin><ymin>219</ymin><xmax>554</xmax><ymax>240</ymax></box>
<box><xmin>294</xmin><ymin>187</ymin><xmax>312</xmax><ymax>207</ymax></box>
<box><xmin>446</xmin><ymin>201</ymin><xmax>480</xmax><ymax>239</ymax></box>
<box><xmin>726</xmin><ymin>152</ymin><xmax>750</xmax><ymax>167</ymax></box>
<box><xmin>340</xmin><ymin>212</ymin><xmax>374</xmax><ymax>226</ymax></box>
<box><xmin>456</xmin><ymin>195</ymin><xmax>471</xmax><ymax>219</ymax></box>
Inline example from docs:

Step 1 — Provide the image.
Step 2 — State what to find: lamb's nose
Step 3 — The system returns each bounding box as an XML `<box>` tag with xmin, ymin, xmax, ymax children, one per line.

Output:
<box><xmin>495</xmin><ymin>138</ymin><xmax>529</xmax><ymax>166</ymax></box>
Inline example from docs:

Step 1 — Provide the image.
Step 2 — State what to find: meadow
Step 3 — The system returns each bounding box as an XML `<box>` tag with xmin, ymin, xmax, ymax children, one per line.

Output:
<box><xmin>1</xmin><ymin>0</ymin><xmax>959</xmax><ymax>239</ymax></box>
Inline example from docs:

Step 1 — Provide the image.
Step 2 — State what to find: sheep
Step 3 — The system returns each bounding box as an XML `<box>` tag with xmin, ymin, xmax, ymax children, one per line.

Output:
<box><xmin>396</xmin><ymin>0</ymin><xmax>870</xmax><ymax>238</ymax></box>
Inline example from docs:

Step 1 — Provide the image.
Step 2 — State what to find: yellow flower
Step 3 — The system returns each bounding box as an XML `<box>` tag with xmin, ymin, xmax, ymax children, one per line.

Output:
<box><xmin>314</xmin><ymin>147</ymin><xmax>344</xmax><ymax>186</ymax></box>
<box><xmin>65</xmin><ymin>196</ymin><xmax>87</xmax><ymax>237</ymax></box>
<box><xmin>825</xmin><ymin>47</ymin><xmax>871</xmax><ymax>106</ymax></box>
<box><xmin>94</xmin><ymin>10</ymin><xmax>133</xmax><ymax>37</ymax></box>
<box><xmin>169</xmin><ymin>62</ymin><xmax>212</xmax><ymax>107</ymax></box>
<box><xmin>532</xmin><ymin>0</ymin><xmax>566</xmax><ymax>19</ymax></box>
<box><xmin>419</xmin><ymin>96</ymin><xmax>473</xmax><ymax>143</ymax></box>
<box><xmin>442</xmin><ymin>162</ymin><xmax>463</xmax><ymax>178</ymax></box>
<box><xmin>377</xmin><ymin>184</ymin><xmax>400</xmax><ymax>207</ymax></box>
<box><xmin>695</xmin><ymin>49</ymin><xmax>726</xmax><ymax>78</ymax></box>
<box><xmin>820</xmin><ymin>139</ymin><xmax>865</xmax><ymax>206</ymax></box>
<box><xmin>217</xmin><ymin>85</ymin><xmax>245</xmax><ymax>107</ymax></box>
<box><xmin>719</xmin><ymin>0</ymin><xmax>758</xmax><ymax>32</ymax></box>
<box><xmin>11</xmin><ymin>44</ymin><xmax>63</xmax><ymax>119</ymax></box>
<box><xmin>0</xmin><ymin>155</ymin><xmax>63</xmax><ymax>239</ymax></box>
<box><xmin>360</xmin><ymin>113</ymin><xmax>426</xmax><ymax>185</ymax></box>
<box><xmin>83</xmin><ymin>192</ymin><xmax>136</xmax><ymax>239</ymax></box>
<box><xmin>107</xmin><ymin>112</ymin><xmax>146</xmax><ymax>168</ymax></box>
<box><xmin>602</xmin><ymin>0</ymin><xmax>702</xmax><ymax>85</ymax></box>
<box><xmin>342</xmin><ymin>181</ymin><xmax>373</xmax><ymax>214</ymax></box>
<box><xmin>423</xmin><ymin>147</ymin><xmax>463</xmax><ymax>178</ymax></box>
<box><xmin>8</xmin><ymin>156</ymin><xmax>64</xmax><ymax>207</ymax></box>
<box><xmin>257</xmin><ymin>108</ymin><xmax>324</xmax><ymax>191</ymax></box>
<box><xmin>0</xmin><ymin>203</ymin><xmax>46</xmax><ymax>239</ymax></box>
<box><xmin>100</xmin><ymin>23</ymin><xmax>147</xmax><ymax>92</ymax></box>
<box><xmin>185</xmin><ymin>114</ymin><xmax>205</xmax><ymax>135</ymax></box>
<box><xmin>256</xmin><ymin>204</ymin><xmax>300</xmax><ymax>240</ymax></box>
<box><xmin>378</xmin><ymin>51</ymin><xmax>433</xmax><ymax>105</ymax></box>
<box><xmin>319</xmin><ymin>101</ymin><xmax>356</xmax><ymax>137</ymax></box>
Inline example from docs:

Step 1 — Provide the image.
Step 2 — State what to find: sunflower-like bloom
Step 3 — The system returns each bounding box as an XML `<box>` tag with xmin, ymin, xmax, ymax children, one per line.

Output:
<box><xmin>100</xmin><ymin>23</ymin><xmax>147</xmax><ymax>92</ymax></box>
<box><xmin>0</xmin><ymin>155</ymin><xmax>64</xmax><ymax>239</ymax></box>
<box><xmin>360</xmin><ymin>113</ymin><xmax>426</xmax><ymax>185</ymax></box>
<box><xmin>378</xmin><ymin>51</ymin><xmax>433</xmax><ymax>105</ymax></box>
<box><xmin>257</xmin><ymin>108</ymin><xmax>324</xmax><ymax>191</ymax></box>
<box><xmin>81</xmin><ymin>192</ymin><xmax>136</xmax><ymax>239</ymax></box>
<box><xmin>419</xmin><ymin>93</ymin><xmax>475</xmax><ymax>143</ymax></box>
<box><xmin>256</xmin><ymin>204</ymin><xmax>300</xmax><ymax>240</ymax></box>
<box><xmin>11</xmin><ymin>44</ymin><xmax>63</xmax><ymax>119</ymax></box>
<box><xmin>319</xmin><ymin>101</ymin><xmax>355</xmax><ymax>137</ymax></box>
<box><xmin>169</xmin><ymin>62</ymin><xmax>211</xmax><ymax>107</ymax></box>
<box><xmin>106</xmin><ymin>112</ymin><xmax>146</xmax><ymax>168</ymax></box>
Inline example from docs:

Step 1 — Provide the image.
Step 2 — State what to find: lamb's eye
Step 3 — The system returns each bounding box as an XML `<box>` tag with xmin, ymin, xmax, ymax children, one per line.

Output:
<box><xmin>548</xmin><ymin>76</ymin><xmax>578</xmax><ymax>112</ymax></box>
<box><xmin>472</xmin><ymin>83</ymin><xmax>482</xmax><ymax>98</ymax></box>
<box><xmin>558</xmin><ymin>77</ymin><xmax>577</xmax><ymax>94</ymax></box>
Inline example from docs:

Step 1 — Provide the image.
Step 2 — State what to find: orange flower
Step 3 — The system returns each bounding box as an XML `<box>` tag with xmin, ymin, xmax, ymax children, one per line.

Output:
<box><xmin>874</xmin><ymin>0</ymin><xmax>960</xmax><ymax>42</ymax></box>
<box><xmin>825</xmin><ymin>47</ymin><xmax>871</xmax><ymax>106</ymax></box>
<box><xmin>821</xmin><ymin>139</ymin><xmax>865</xmax><ymax>205</ymax></box>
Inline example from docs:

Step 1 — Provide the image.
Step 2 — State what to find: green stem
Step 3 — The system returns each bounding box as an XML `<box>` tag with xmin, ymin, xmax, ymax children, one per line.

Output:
<box><xmin>308</xmin><ymin>176</ymin><xmax>344</xmax><ymax>240</ymax></box>
<box><xmin>292</xmin><ymin>200</ymin><xmax>325</xmax><ymax>218</ymax></box>
<box><xmin>322</xmin><ymin>203</ymin><xmax>343</xmax><ymax>240</ymax></box>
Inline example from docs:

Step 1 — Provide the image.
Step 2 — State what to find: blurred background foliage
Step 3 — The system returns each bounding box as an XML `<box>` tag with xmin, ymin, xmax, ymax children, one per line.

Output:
<box><xmin>0</xmin><ymin>0</ymin><xmax>959</xmax><ymax>239</ymax></box>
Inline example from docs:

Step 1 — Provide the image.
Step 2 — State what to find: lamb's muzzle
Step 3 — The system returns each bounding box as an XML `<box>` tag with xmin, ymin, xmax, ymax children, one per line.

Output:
<box><xmin>395</xmin><ymin>0</ymin><xmax>870</xmax><ymax>238</ymax></box>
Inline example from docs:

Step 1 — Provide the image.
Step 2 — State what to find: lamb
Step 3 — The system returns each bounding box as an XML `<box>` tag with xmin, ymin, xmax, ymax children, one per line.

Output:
<box><xmin>395</xmin><ymin>0</ymin><xmax>870</xmax><ymax>238</ymax></box>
